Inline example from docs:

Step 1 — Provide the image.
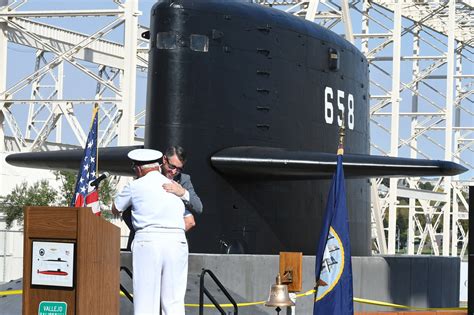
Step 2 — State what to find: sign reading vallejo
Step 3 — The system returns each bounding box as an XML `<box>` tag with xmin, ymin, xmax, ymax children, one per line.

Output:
<box><xmin>38</xmin><ymin>301</ymin><xmax>67</xmax><ymax>315</ymax></box>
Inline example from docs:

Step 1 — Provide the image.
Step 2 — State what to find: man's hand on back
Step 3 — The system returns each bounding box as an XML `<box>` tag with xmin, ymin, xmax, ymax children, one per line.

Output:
<box><xmin>162</xmin><ymin>180</ymin><xmax>186</xmax><ymax>197</ymax></box>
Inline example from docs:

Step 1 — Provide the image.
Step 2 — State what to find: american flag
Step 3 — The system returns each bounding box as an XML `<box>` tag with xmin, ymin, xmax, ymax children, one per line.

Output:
<box><xmin>71</xmin><ymin>108</ymin><xmax>100</xmax><ymax>214</ymax></box>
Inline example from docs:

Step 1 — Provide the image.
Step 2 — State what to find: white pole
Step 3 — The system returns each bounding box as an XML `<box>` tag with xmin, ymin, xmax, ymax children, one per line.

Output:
<box><xmin>443</xmin><ymin>0</ymin><xmax>455</xmax><ymax>256</ymax></box>
<box><xmin>388</xmin><ymin>0</ymin><xmax>402</xmax><ymax>255</ymax></box>
<box><xmin>408</xmin><ymin>27</ymin><xmax>420</xmax><ymax>255</ymax></box>
<box><xmin>341</xmin><ymin>0</ymin><xmax>354</xmax><ymax>44</ymax></box>
<box><xmin>118</xmin><ymin>0</ymin><xmax>139</xmax><ymax>146</ymax></box>
<box><xmin>0</xmin><ymin>0</ymin><xmax>9</xmax><ymax>152</ymax></box>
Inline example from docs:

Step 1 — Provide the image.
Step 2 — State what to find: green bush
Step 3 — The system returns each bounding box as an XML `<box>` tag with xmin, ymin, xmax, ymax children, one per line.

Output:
<box><xmin>0</xmin><ymin>171</ymin><xmax>116</xmax><ymax>229</ymax></box>
<box><xmin>0</xmin><ymin>180</ymin><xmax>57</xmax><ymax>229</ymax></box>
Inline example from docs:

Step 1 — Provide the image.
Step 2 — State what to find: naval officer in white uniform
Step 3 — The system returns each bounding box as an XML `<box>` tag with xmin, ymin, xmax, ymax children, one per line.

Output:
<box><xmin>112</xmin><ymin>149</ymin><xmax>188</xmax><ymax>315</ymax></box>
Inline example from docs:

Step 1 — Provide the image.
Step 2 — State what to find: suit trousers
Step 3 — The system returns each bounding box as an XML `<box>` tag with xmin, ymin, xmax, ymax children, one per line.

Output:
<box><xmin>132</xmin><ymin>229</ymin><xmax>188</xmax><ymax>315</ymax></box>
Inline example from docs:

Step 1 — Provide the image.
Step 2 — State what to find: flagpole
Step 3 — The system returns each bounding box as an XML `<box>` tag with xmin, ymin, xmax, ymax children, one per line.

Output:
<box><xmin>313</xmin><ymin>114</ymin><xmax>354</xmax><ymax>315</ymax></box>
<box><xmin>92</xmin><ymin>103</ymin><xmax>99</xmax><ymax>176</ymax></box>
<box><xmin>315</xmin><ymin>122</ymin><xmax>346</xmax><ymax>293</ymax></box>
<box><xmin>338</xmin><ymin>114</ymin><xmax>345</xmax><ymax>155</ymax></box>
<box><xmin>93</xmin><ymin>103</ymin><xmax>100</xmax><ymax>214</ymax></box>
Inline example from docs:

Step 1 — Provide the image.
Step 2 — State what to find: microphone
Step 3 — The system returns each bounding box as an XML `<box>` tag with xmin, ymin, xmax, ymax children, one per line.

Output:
<box><xmin>90</xmin><ymin>172</ymin><xmax>110</xmax><ymax>187</ymax></box>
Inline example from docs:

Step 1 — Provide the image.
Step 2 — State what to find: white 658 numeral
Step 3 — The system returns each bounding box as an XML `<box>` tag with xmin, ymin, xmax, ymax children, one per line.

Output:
<box><xmin>324</xmin><ymin>86</ymin><xmax>354</xmax><ymax>130</ymax></box>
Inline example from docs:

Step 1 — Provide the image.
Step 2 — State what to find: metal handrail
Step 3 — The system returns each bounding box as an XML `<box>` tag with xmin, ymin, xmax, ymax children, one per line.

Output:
<box><xmin>120</xmin><ymin>266</ymin><xmax>134</xmax><ymax>303</ymax></box>
<box><xmin>199</xmin><ymin>268</ymin><xmax>238</xmax><ymax>315</ymax></box>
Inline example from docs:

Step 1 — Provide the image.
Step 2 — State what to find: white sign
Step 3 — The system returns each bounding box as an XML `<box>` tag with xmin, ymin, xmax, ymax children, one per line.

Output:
<box><xmin>31</xmin><ymin>241</ymin><xmax>75</xmax><ymax>288</ymax></box>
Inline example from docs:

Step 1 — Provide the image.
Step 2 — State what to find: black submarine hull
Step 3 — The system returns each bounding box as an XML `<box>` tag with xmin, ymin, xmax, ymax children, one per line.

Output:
<box><xmin>5</xmin><ymin>0</ymin><xmax>466</xmax><ymax>256</ymax></box>
<box><xmin>145</xmin><ymin>0</ymin><xmax>370</xmax><ymax>255</ymax></box>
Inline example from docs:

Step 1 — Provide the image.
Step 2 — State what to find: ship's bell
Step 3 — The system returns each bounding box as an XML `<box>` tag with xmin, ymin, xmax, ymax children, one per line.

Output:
<box><xmin>265</xmin><ymin>273</ymin><xmax>295</xmax><ymax>307</ymax></box>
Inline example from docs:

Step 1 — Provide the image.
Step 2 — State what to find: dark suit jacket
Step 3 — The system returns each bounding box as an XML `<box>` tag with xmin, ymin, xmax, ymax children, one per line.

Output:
<box><xmin>175</xmin><ymin>173</ymin><xmax>203</xmax><ymax>215</ymax></box>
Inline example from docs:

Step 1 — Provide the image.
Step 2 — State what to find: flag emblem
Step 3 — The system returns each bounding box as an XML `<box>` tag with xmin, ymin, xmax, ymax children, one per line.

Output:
<box><xmin>315</xmin><ymin>227</ymin><xmax>345</xmax><ymax>301</ymax></box>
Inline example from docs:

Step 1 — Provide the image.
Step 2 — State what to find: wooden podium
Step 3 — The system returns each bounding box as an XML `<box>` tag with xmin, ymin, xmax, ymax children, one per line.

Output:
<box><xmin>22</xmin><ymin>206</ymin><xmax>120</xmax><ymax>315</ymax></box>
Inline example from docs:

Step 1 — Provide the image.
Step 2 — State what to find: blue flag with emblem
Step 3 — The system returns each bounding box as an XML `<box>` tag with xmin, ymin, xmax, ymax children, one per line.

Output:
<box><xmin>313</xmin><ymin>144</ymin><xmax>353</xmax><ymax>315</ymax></box>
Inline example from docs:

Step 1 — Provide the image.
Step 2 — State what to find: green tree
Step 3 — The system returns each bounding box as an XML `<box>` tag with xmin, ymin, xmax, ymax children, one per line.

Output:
<box><xmin>54</xmin><ymin>170</ymin><xmax>76</xmax><ymax>206</ymax></box>
<box><xmin>97</xmin><ymin>177</ymin><xmax>115</xmax><ymax>219</ymax></box>
<box><xmin>418</xmin><ymin>181</ymin><xmax>434</xmax><ymax>191</ymax></box>
<box><xmin>54</xmin><ymin>170</ymin><xmax>115</xmax><ymax>219</ymax></box>
<box><xmin>0</xmin><ymin>172</ymin><xmax>116</xmax><ymax>228</ymax></box>
<box><xmin>0</xmin><ymin>180</ymin><xmax>58</xmax><ymax>229</ymax></box>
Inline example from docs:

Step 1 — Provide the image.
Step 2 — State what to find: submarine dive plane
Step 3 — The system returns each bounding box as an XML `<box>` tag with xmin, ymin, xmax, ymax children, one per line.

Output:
<box><xmin>6</xmin><ymin>0</ymin><xmax>466</xmax><ymax>256</ymax></box>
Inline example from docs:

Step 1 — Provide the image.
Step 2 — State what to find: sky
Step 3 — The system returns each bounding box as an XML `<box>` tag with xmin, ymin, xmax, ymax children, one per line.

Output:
<box><xmin>5</xmin><ymin>0</ymin><xmax>155</xmax><ymax>143</ymax></box>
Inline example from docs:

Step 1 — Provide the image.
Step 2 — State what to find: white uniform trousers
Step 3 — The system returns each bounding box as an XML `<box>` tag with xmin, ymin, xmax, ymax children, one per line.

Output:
<box><xmin>132</xmin><ymin>229</ymin><xmax>188</xmax><ymax>315</ymax></box>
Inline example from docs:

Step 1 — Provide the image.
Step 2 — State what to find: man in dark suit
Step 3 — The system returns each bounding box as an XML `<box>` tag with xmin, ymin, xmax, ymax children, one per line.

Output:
<box><xmin>161</xmin><ymin>145</ymin><xmax>203</xmax><ymax>230</ymax></box>
<box><xmin>123</xmin><ymin>145</ymin><xmax>203</xmax><ymax>250</ymax></box>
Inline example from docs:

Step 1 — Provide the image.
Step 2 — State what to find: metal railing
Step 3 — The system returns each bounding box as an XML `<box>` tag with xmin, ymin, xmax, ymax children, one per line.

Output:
<box><xmin>120</xmin><ymin>266</ymin><xmax>133</xmax><ymax>303</ymax></box>
<box><xmin>199</xmin><ymin>268</ymin><xmax>238</xmax><ymax>315</ymax></box>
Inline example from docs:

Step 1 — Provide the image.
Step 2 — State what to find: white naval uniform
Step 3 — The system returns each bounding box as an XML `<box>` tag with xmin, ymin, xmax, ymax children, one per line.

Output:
<box><xmin>114</xmin><ymin>170</ymin><xmax>187</xmax><ymax>315</ymax></box>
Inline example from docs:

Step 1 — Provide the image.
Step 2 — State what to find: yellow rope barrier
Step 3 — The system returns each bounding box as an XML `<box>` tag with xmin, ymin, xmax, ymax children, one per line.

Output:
<box><xmin>1</xmin><ymin>289</ymin><xmax>467</xmax><ymax>311</ymax></box>
<box><xmin>0</xmin><ymin>289</ymin><xmax>22</xmax><ymax>296</ymax></box>
<box><xmin>185</xmin><ymin>301</ymin><xmax>266</xmax><ymax>308</ymax></box>
<box><xmin>352</xmin><ymin>297</ymin><xmax>466</xmax><ymax>311</ymax></box>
